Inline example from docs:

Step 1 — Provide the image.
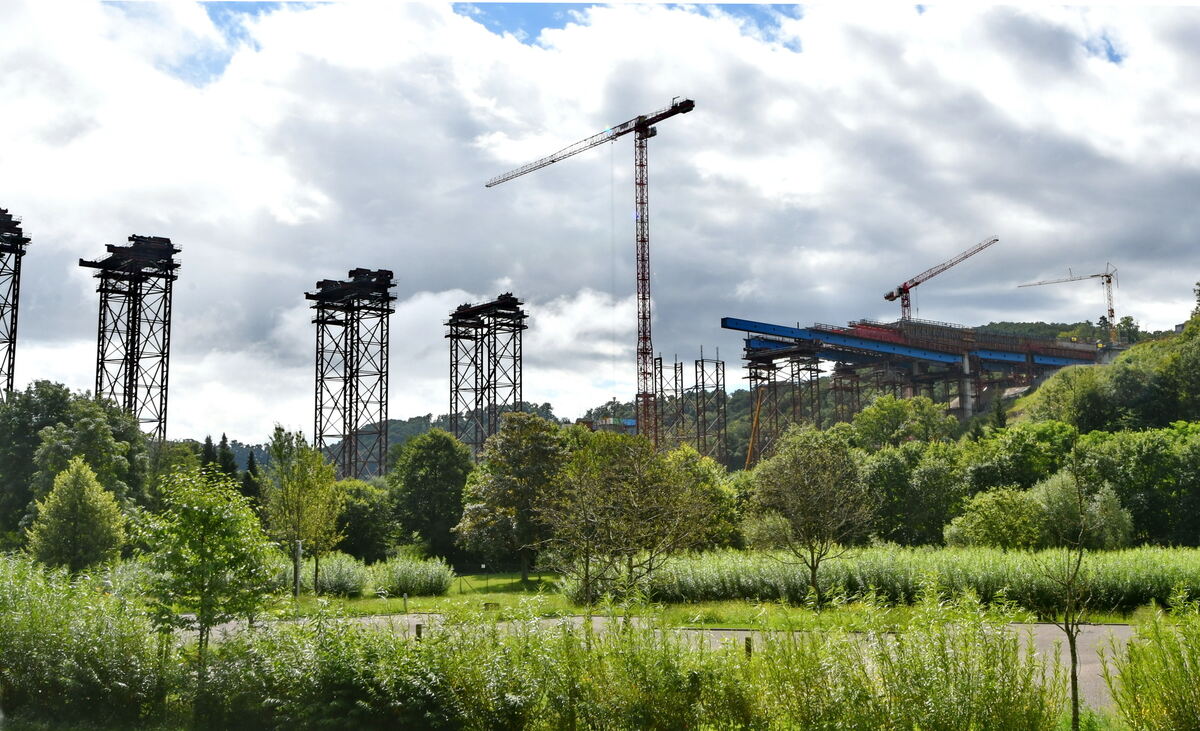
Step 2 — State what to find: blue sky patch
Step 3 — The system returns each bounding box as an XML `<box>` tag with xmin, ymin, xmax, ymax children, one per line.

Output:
<box><xmin>453</xmin><ymin>3</ymin><xmax>804</xmax><ymax>48</ymax></box>
<box><xmin>1084</xmin><ymin>32</ymin><xmax>1124</xmax><ymax>65</ymax></box>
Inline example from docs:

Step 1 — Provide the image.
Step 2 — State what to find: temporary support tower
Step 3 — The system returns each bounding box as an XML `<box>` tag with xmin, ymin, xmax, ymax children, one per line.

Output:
<box><xmin>655</xmin><ymin>356</ymin><xmax>688</xmax><ymax>450</ymax></box>
<box><xmin>447</xmin><ymin>293</ymin><xmax>528</xmax><ymax>456</ymax></box>
<box><xmin>307</xmin><ymin>268</ymin><xmax>396</xmax><ymax>480</ymax></box>
<box><xmin>693</xmin><ymin>353</ymin><xmax>727</xmax><ymax>463</ymax></box>
<box><xmin>80</xmin><ymin>236</ymin><xmax>180</xmax><ymax>442</ymax></box>
<box><xmin>0</xmin><ymin>209</ymin><xmax>30</xmax><ymax>398</ymax></box>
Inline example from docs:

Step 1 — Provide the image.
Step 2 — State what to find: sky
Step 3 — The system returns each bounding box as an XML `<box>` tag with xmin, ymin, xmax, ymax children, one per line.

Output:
<box><xmin>1</xmin><ymin>2</ymin><xmax>1198</xmax><ymax>443</ymax></box>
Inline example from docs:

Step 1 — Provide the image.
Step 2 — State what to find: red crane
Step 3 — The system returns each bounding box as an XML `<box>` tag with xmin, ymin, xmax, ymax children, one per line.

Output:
<box><xmin>1018</xmin><ymin>264</ymin><xmax>1119</xmax><ymax>344</ymax></box>
<box><xmin>884</xmin><ymin>236</ymin><xmax>1000</xmax><ymax>320</ymax></box>
<box><xmin>485</xmin><ymin>98</ymin><xmax>696</xmax><ymax>445</ymax></box>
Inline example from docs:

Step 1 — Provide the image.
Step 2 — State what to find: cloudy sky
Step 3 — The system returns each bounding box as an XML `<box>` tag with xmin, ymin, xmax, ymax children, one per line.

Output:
<box><xmin>2</xmin><ymin>2</ymin><xmax>1198</xmax><ymax>443</ymax></box>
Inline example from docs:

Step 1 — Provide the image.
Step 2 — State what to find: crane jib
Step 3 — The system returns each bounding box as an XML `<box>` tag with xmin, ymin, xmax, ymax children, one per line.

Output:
<box><xmin>483</xmin><ymin>98</ymin><xmax>695</xmax><ymax>188</ymax></box>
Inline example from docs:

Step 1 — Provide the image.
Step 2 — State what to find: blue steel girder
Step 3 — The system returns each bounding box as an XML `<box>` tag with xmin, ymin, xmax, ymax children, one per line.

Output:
<box><xmin>744</xmin><ymin>337</ymin><xmax>883</xmax><ymax>367</ymax></box>
<box><xmin>725</xmin><ymin>317</ymin><xmax>1093</xmax><ymax>370</ymax></box>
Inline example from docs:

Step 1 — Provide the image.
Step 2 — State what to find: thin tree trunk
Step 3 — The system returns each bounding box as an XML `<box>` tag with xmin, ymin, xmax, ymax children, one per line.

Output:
<box><xmin>1068</xmin><ymin>626</ymin><xmax>1080</xmax><ymax>731</ymax></box>
<box><xmin>314</xmin><ymin>554</ymin><xmax>321</xmax><ymax>595</ymax></box>
<box><xmin>520</xmin><ymin>552</ymin><xmax>529</xmax><ymax>584</ymax></box>
<box><xmin>292</xmin><ymin>540</ymin><xmax>301</xmax><ymax>598</ymax></box>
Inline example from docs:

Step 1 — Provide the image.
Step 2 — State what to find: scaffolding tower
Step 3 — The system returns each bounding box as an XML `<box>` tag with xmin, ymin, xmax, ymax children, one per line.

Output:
<box><xmin>80</xmin><ymin>236</ymin><xmax>180</xmax><ymax>442</ymax></box>
<box><xmin>656</xmin><ymin>356</ymin><xmax>687</xmax><ymax>451</ymax></box>
<box><xmin>447</xmin><ymin>293</ymin><xmax>527</xmax><ymax>456</ymax></box>
<box><xmin>0</xmin><ymin>209</ymin><xmax>30</xmax><ymax>398</ymax></box>
<box><xmin>693</xmin><ymin>354</ymin><xmax>727</xmax><ymax>463</ymax></box>
<box><xmin>307</xmin><ymin>268</ymin><xmax>396</xmax><ymax>480</ymax></box>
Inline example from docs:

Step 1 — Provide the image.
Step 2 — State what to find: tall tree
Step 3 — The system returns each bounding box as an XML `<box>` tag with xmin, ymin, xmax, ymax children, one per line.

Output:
<box><xmin>262</xmin><ymin>427</ymin><xmax>343</xmax><ymax>596</ymax></box>
<box><xmin>389</xmin><ymin>428</ymin><xmax>473</xmax><ymax>561</ymax></box>
<box><xmin>26</xmin><ymin>457</ymin><xmax>125</xmax><ymax>572</ymax></box>
<box><xmin>752</xmin><ymin>424</ymin><xmax>873</xmax><ymax>604</ymax></box>
<box><xmin>337</xmin><ymin>478</ymin><xmax>395</xmax><ymax>563</ymax></box>
<box><xmin>216</xmin><ymin>433</ymin><xmax>239</xmax><ymax>477</ymax></box>
<box><xmin>0</xmin><ymin>381</ymin><xmax>73</xmax><ymax>544</ymax></box>
<box><xmin>30</xmin><ymin>396</ymin><xmax>149</xmax><ymax>510</ymax></box>
<box><xmin>240</xmin><ymin>451</ymin><xmax>261</xmax><ymax>503</ymax></box>
<box><xmin>538</xmin><ymin>432</ymin><xmax>714</xmax><ymax>603</ymax></box>
<box><xmin>144</xmin><ymin>467</ymin><xmax>273</xmax><ymax>703</ymax></box>
<box><xmin>200</xmin><ymin>436</ymin><xmax>217</xmax><ymax>467</ymax></box>
<box><xmin>454</xmin><ymin>413</ymin><xmax>566</xmax><ymax>580</ymax></box>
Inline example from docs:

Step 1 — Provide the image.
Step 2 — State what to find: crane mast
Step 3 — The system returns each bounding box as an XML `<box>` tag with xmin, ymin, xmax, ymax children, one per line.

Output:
<box><xmin>884</xmin><ymin>236</ymin><xmax>1000</xmax><ymax>319</ymax></box>
<box><xmin>485</xmin><ymin>98</ymin><xmax>695</xmax><ymax>445</ymax></box>
<box><xmin>1018</xmin><ymin>264</ymin><xmax>1119</xmax><ymax>343</ymax></box>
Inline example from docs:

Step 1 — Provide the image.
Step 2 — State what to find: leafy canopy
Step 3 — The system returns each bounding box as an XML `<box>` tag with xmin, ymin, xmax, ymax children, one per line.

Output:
<box><xmin>26</xmin><ymin>456</ymin><xmax>125</xmax><ymax>572</ymax></box>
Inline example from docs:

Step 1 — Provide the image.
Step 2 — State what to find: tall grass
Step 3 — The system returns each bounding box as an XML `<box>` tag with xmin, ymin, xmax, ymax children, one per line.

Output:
<box><xmin>643</xmin><ymin>546</ymin><xmax>1200</xmax><ymax>613</ymax></box>
<box><xmin>200</xmin><ymin>590</ymin><xmax>1064</xmax><ymax>730</ymax></box>
<box><xmin>2</xmin><ymin>551</ymin><xmax>1066</xmax><ymax>729</ymax></box>
<box><xmin>261</xmin><ymin>551</ymin><xmax>453</xmax><ymax>597</ymax></box>
<box><xmin>1103</xmin><ymin>595</ymin><xmax>1200</xmax><ymax>730</ymax></box>
<box><xmin>371</xmin><ymin>556</ymin><xmax>454</xmax><ymax>597</ymax></box>
<box><xmin>0</xmin><ymin>554</ymin><xmax>179</xmax><ymax>726</ymax></box>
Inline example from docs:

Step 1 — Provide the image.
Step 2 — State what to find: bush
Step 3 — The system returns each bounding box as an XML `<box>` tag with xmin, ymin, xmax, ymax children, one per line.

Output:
<box><xmin>372</xmin><ymin>556</ymin><xmax>454</xmax><ymax>597</ymax></box>
<box><xmin>944</xmin><ymin>486</ymin><xmax>1042</xmax><ymax>549</ymax></box>
<box><xmin>26</xmin><ymin>456</ymin><xmax>125</xmax><ymax>572</ymax></box>
<box><xmin>1104</xmin><ymin>597</ymin><xmax>1200</xmax><ymax>730</ymax></box>
<box><xmin>308</xmin><ymin>552</ymin><xmax>370</xmax><ymax>597</ymax></box>
<box><xmin>1030</xmin><ymin>472</ymin><xmax>1133</xmax><ymax>549</ymax></box>
<box><xmin>0</xmin><ymin>553</ymin><xmax>180</xmax><ymax>726</ymax></box>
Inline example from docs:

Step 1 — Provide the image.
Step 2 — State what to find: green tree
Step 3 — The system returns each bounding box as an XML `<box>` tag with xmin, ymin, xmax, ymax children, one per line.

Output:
<box><xmin>147</xmin><ymin>440</ymin><xmax>201</xmax><ymax>508</ymax></box>
<box><xmin>943</xmin><ymin>487</ymin><xmax>1041</xmax><ymax>549</ymax></box>
<box><xmin>1030</xmin><ymin>471</ymin><xmax>1132</xmax><ymax>550</ymax></box>
<box><xmin>751</xmin><ymin>425</ymin><xmax>873</xmax><ymax>603</ymax></box>
<box><xmin>200</xmin><ymin>435</ymin><xmax>217</xmax><ymax>467</ymax></box>
<box><xmin>337</xmin><ymin>478</ymin><xmax>395</xmax><ymax>563</ymax></box>
<box><xmin>664</xmin><ymin>444</ymin><xmax>740</xmax><ymax>549</ymax></box>
<box><xmin>0</xmin><ymin>381</ymin><xmax>73</xmax><ymax>544</ymax></box>
<box><xmin>538</xmin><ymin>432</ymin><xmax>713</xmax><ymax>603</ymax></box>
<box><xmin>216</xmin><ymin>433</ymin><xmax>239</xmax><ymax>477</ymax></box>
<box><xmin>240</xmin><ymin>451</ymin><xmax>261</xmax><ymax>503</ymax></box>
<box><xmin>30</xmin><ymin>396</ymin><xmax>149</xmax><ymax>510</ymax></box>
<box><xmin>143</xmin><ymin>467</ymin><xmax>273</xmax><ymax>697</ymax></box>
<box><xmin>389</xmin><ymin>428</ymin><xmax>472</xmax><ymax>561</ymax></box>
<box><xmin>262</xmin><ymin>427</ymin><xmax>343</xmax><ymax>595</ymax></box>
<box><xmin>1193</xmin><ymin>280</ymin><xmax>1199</xmax><ymax>318</ymax></box>
<box><xmin>454</xmin><ymin>413</ymin><xmax>566</xmax><ymax>580</ymax></box>
<box><xmin>852</xmin><ymin>395</ymin><xmax>956</xmax><ymax>451</ymax></box>
<box><xmin>26</xmin><ymin>457</ymin><xmax>126</xmax><ymax>572</ymax></box>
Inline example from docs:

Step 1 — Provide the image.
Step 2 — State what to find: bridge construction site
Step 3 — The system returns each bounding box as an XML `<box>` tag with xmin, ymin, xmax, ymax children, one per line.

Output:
<box><xmin>0</xmin><ymin>97</ymin><xmax>1134</xmax><ymax>472</ymax></box>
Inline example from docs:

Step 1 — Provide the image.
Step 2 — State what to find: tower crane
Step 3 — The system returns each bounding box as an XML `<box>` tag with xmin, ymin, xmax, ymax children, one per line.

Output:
<box><xmin>485</xmin><ymin>97</ymin><xmax>696</xmax><ymax>445</ymax></box>
<box><xmin>884</xmin><ymin>237</ymin><xmax>1000</xmax><ymax>320</ymax></box>
<box><xmin>1018</xmin><ymin>263</ymin><xmax>1119</xmax><ymax>344</ymax></box>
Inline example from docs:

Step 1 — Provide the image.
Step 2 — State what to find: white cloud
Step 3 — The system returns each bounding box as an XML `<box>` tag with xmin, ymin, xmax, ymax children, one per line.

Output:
<box><xmin>2</xmin><ymin>2</ymin><xmax>1198</xmax><ymax>442</ymax></box>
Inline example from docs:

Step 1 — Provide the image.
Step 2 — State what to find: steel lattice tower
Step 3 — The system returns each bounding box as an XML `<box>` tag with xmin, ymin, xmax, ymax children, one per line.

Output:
<box><xmin>307</xmin><ymin>269</ymin><xmax>395</xmax><ymax>480</ymax></box>
<box><xmin>694</xmin><ymin>354</ymin><xmax>727</xmax><ymax>463</ymax></box>
<box><xmin>0</xmin><ymin>209</ymin><xmax>30</xmax><ymax>398</ymax></box>
<box><xmin>447</xmin><ymin>293</ymin><xmax>527</xmax><ymax>456</ymax></box>
<box><xmin>80</xmin><ymin>236</ymin><xmax>180</xmax><ymax>442</ymax></box>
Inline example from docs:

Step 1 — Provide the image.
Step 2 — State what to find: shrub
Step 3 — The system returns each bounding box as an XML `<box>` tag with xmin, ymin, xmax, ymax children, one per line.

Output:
<box><xmin>307</xmin><ymin>552</ymin><xmax>370</xmax><ymax>597</ymax></box>
<box><xmin>0</xmin><ymin>553</ymin><xmax>180</xmax><ymax>726</ymax></box>
<box><xmin>1030</xmin><ymin>472</ymin><xmax>1133</xmax><ymax>549</ymax></box>
<box><xmin>372</xmin><ymin>556</ymin><xmax>454</xmax><ymax>596</ymax></box>
<box><xmin>1104</xmin><ymin>597</ymin><xmax>1200</xmax><ymax>729</ymax></box>
<box><xmin>944</xmin><ymin>486</ymin><xmax>1041</xmax><ymax>549</ymax></box>
<box><xmin>26</xmin><ymin>456</ymin><xmax>125</xmax><ymax>572</ymax></box>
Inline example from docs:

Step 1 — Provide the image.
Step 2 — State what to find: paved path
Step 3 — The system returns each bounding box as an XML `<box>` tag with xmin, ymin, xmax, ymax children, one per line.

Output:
<box><xmin>215</xmin><ymin>614</ymin><xmax>1136</xmax><ymax>709</ymax></box>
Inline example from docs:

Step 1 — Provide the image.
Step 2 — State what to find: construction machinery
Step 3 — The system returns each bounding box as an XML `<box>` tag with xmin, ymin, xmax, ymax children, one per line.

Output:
<box><xmin>485</xmin><ymin>97</ymin><xmax>696</xmax><ymax>445</ymax></box>
<box><xmin>1018</xmin><ymin>263</ymin><xmax>1119</xmax><ymax>344</ymax></box>
<box><xmin>885</xmin><ymin>237</ymin><xmax>1000</xmax><ymax>319</ymax></box>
